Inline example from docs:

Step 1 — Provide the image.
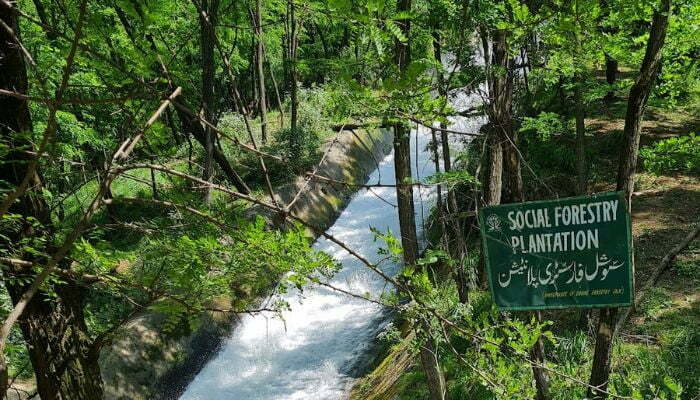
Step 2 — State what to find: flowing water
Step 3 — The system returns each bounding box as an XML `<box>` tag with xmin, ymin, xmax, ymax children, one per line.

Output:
<box><xmin>180</xmin><ymin>86</ymin><xmax>486</xmax><ymax>400</ymax></box>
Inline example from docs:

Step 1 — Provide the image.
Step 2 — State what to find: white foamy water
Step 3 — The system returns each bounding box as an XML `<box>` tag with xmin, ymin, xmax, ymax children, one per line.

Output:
<box><xmin>181</xmin><ymin>84</ymin><xmax>485</xmax><ymax>400</ymax></box>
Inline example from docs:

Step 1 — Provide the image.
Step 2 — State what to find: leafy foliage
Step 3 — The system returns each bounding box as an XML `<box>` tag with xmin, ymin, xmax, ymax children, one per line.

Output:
<box><xmin>640</xmin><ymin>134</ymin><xmax>700</xmax><ymax>175</ymax></box>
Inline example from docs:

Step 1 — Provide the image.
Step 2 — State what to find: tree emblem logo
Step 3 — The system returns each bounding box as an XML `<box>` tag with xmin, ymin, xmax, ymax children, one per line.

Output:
<box><xmin>486</xmin><ymin>214</ymin><xmax>502</xmax><ymax>232</ymax></box>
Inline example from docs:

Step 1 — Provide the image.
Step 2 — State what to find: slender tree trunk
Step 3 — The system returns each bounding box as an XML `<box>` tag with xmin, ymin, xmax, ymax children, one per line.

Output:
<box><xmin>0</xmin><ymin>7</ymin><xmax>103</xmax><ymax>398</ymax></box>
<box><xmin>282</xmin><ymin>4</ymin><xmax>289</xmax><ymax>104</ymax></box>
<box><xmin>521</xmin><ymin>47</ymin><xmax>530</xmax><ymax>95</ymax></box>
<box><xmin>262</xmin><ymin>41</ymin><xmax>285</xmax><ymax>128</ymax></box>
<box><xmin>489</xmin><ymin>27</ymin><xmax>550</xmax><ymax>400</ymax></box>
<box><xmin>419</xmin><ymin>333</ymin><xmax>448</xmax><ymax>400</ymax></box>
<box><xmin>604</xmin><ymin>54</ymin><xmax>618</xmax><ymax>100</ymax></box>
<box><xmin>588</xmin><ymin>2</ymin><xmax>670</xmax><ymax>398</ymax></box>
<box><xmin>443</xmin><ymin>121</ymin><xmax>469</xmax><ymax>304</ymax></box>
<box><xmin>150</xmin><ymin>156</ymin><xmax>159</xmax><ymax>199</ymax></box>
<box><xmin>599</xmin><ymin>0</ymin><xmax>618</xmax><ymax>101</ymax></box>
<box><xmin>175</xmin><ymin>108</ymin><xmax>251</xmax><ymax>194</ymax></box>
<box><xmin>615</xmin><ymin>2</ymin><xmax>670</xmax><ymax>203</ymax></box>
<box><xmin>485</xmin><ymin>29</ymin><xmax>510</xmax><ymax>207</ymax></box>
<box><xmin>574</xmin><ymin>76</ymin><xmax>586</xmax><ymax>194</ymax></box>
<box><xmin>490</xmin><ymin>30</ymin><xmax>521</xmax><ymax>205</ymax></box>
<box><xmin>480</xmin><ymin>27</ymin><xmax>503</xmax><ymax>289</ymax></box>
<box><xmin>393</xmin><ymin>0</ymin><xmax>418</xmax><ymax>267</ymax></box>
<box><xmin>530</xmin><ymin>311</ymin><xmax>550</xmax><ymax>400</ymax></box>
<box><xmin>199</xmin><ymin>0</ymin><xmax>220</xmax><ymax>204</ymax></box>
<box><xmin>394</xmin><ymin>2</ymin><xmax>446</xmax><ymax>399</ymax></box>
<box><xmin>433</xmin><ymin>30</ymin><xmax>468</xmax><ymax>303</ymax></box>
<box><xmin>31</xmin><ymin>0</ymin><xmax>58</xmax><ymax>40</ymax></box>
<box><xmin>393</xmin><ymin>123</ymin><xmax>419</xmax><ymax>264</ymax></box>
<box><xmin>289</xmin><ymin>0</ymin><xmax>298</xmax><ymax>133</ymax></box>
<box><xmin>253</xmin><ymin>0</ymin><xmax>268</xmax><ymax>143</ymax></box>
<box><xmin>314</xmin><ymin>22</ymin><xmax>330</xmax><ymax>59</ymax></box>
<box><xmin>249</xmin><ymin>40</ymin><xmax>258</xmax><ymax>113</ymax></box>
<box><xmin>430</xmin><ymin>128</ymin><xmax>444</xmax><ymax>231</ymax></box>
<box><xmin>502</xmin><ymin>132</ymin><xmax>523</xmax><ymax>204</ymax></box>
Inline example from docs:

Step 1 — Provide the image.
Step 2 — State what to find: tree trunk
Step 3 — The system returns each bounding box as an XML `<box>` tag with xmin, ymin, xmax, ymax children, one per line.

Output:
<box><xmin>263</xmin><ymin>41</ymin><xmax>285</xmax><ymax>128</ymax></box>
<box><xmin>393</xmin><ymin>123</ymin><xmax>419</xmax><ymax>265</ymax></box>
<box><xmin>605</xmin><ymin>56</ymin><xmax>618</xmax><ymax>85</ymax></box>
<box><xmin>530</xmin><ymin>311</ymin><xmax>551</xmax><ymax>400</ymax></box>
<box><xmin>599</xmin><ymin>0</ymin><xmax>619</xmax><ymax>102</ymax></box>
<box><xmin>289</xmin><ymin>0</ymin><xmax>298</xmax><ymax>133</ymax></box>
<box><xmin>394</xmin><ymin>1</ymin><xmax>447</xmax><ymax>399</ymax></box>
<box><xmin>5</xmin><ymin>282</ymin><xmax>104</xmax><ymax>400</ymax></box>
<box><xmin>488</xmin><ymin>28</ymin><xmax>550</xmax><ymax>400</ymax></box>
<box><xmin>175</xmin><ymin>108</ymin><xmax>251</xmax><ymax>194</ymax></box>
<box><xmin>588</xmin><ymin>1</ymin><xmax>670</xmax><ymax>398</ymax></box>
<box><xmin>31</xmin><ymin>0</ymin><xmax>57</xmax><ymax>40</ymax></box>
<box><xmin>489</xmin><ymin>30</ymin><xmax>521</xmax><ymax>204</ymax></box>
<box><xmin>433</xmin><ymin>30</ymin><xmax>468</xmax><ymax>303</ymax></box>
<box><xmin>604</xmin><ymin>54</ymin><xmax>618</xmax><ymax>100</ymax></box>
<box><xmin>0</xmin><ymin>7</ymin><xmax>104</xmax><ymax>398</ymax></box>
<box><xmin>419</xmin><ymin>334</ymin><xmax>448</xmax><ymax>400</ymax></box>
<box><xmin>479</xmin><ymin>27</ymin><xmax>503</xmax><ymax>288</ymax></box>
<box><xmin>430</xmin><ymin>127</ymin><xmax>445</xmax><ymax>237</ymax></box>
<box><xmin>199</xmin><ymin>0</ymin><xmax>220</xmax><ymax>204</ymax></box>
<box><xmin>253</xmin><ymin>0</ymin><xmax>268</xmax><ymax>143</ymax></box>
<box><xmin>574</xmin><ymin>77</ymin><xmax>586</xmax><ymax>195</ymax></box>
<box><xmin>502</xmin><ymin>134</ymin><xmax>523</xmax><ymax>204</ymax></box>
<box><xmin>615</xmin><ymin>0</ymin><xmax>670</xmax><ymax>204</ymax></box>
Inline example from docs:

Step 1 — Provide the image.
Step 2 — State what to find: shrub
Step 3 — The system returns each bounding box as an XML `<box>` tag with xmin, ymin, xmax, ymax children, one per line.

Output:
<box><xmin>271</xmin><ymin>126</ymin><xmax>321</xmax><ymax>176</ymax></box>
<box><xmin>640</xmin><ymin>133</ymin><xmax>700</xmax><ymax>175</ymax></box>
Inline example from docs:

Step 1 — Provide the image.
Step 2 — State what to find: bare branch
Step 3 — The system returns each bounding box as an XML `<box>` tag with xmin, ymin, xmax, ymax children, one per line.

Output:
<box><xmin>115</xmin><ymin>163</ymin><xmax>406</xmax><ymax>291</ymax></box>
<box><xmin>171</xmin><ymin>100</ymin><xmax>283</xmax><ymax>162</ymax></box>
<box><xmin>286</xmin><ymin>125</ymin><xmax>344</xmax><ymax>212</ymax></box>
<box><xmin>0</xmin><ymin>86</ymin><xmax>180</xmax><ymax>356</ymax></box>
<box><xmin>615</xmin><ymin>221</ymin><xmax>700</xmax><ymax>334</ymax></box>
<box><xmin>0</xmin><ymin>88</ymin><xmax>151</xmax><ymax>105</ymax></box>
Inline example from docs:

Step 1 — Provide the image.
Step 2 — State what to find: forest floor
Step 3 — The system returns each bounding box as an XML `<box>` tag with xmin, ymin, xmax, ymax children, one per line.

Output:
<box><xmin>580</xmin><ymin>97</ymin><xmax>700</xmax><ymax>397</ymax></box>
<box><xmin>530</xmin><ymin>91</ymin><xmax>700</xmax><ymax>396</ymax></box>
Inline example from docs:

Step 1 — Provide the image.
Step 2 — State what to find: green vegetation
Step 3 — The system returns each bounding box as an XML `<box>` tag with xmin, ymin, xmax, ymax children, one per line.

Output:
<box><xmin>641</xmin><ymin>134</ymin><xmax>700</xmax><ymax>175</ymax></box>
<box><xmin>1</xmin><ymin>0</ymin><xmax>699</xmax><ymax>399</ymax></box>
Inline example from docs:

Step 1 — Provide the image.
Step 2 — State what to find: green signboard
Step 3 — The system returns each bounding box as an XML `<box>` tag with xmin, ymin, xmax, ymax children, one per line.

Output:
<box><xmin>478</xmin><ymin>192</ymin><xmax>634</xmax><ymax>311</ymax></box>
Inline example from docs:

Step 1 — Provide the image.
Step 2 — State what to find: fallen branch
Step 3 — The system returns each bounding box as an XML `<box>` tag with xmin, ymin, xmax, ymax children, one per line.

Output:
<box><xmin>171</xmin><ymin>100</ymin><xmax>283</xmax><ymax>162</ymax></box>
<box><xmin>399</xmin><ymin>113</ymin><xmax>483</xmax><ymax>137</ymax></box>
<box><xmin>631</xmin><ymin>189</ymin><xmax>667</xmax><ymax>198</ymax></box>
<box><xmin>306</xmin><ymin>174</ymin><xmax>439</xmax><ymax>188</ymax></box>
<box><xmin>615</xmin><ymin>222</ymin><xmax>700</xmax><ymax>334</ymax></box>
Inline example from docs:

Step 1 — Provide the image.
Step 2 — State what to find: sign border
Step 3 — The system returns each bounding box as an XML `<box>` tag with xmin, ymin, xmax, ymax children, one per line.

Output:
<box><xmin>478</xmin><ymin>191</ymin><xmax>635</xmax><ymax>311</ymax></box>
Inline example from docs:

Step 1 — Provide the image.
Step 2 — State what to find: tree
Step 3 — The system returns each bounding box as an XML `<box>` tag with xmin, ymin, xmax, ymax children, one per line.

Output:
<box><xmin>588</xmin><ymin>0</ymin><xmax>671</xmax><ymax>398</ymax></box>
<box><xmin>391</xmin><ymin>1</ymin><xmax>447</xmax><ymax>398</ymax></box>
<box><xmin>431</xmin><ymin>16</ymin><xmax>470</xmax><ymax>304</ymax></box>
<box><xmin>288</xmin><ymin>0</ymin><xmax>299</xmax><ymax>133</ymax></box>
<box><xmin>199</xmin><ymin>0</ymin><xmax>220</xmax><ymax>204</ymax></box>
<box><xmin>0</xmin><ymin>4</ymin><xmax>104</xmax><ymax>398</ymax></box>
<box><xmin>484</xmin><ymin>14</ymin><xmax>550</xmax><ymax>399</ymax></box>
<box><xmin>253</xmin><ymin>0</ymin><xmax>269</xmax><ymax>144</ymax></box>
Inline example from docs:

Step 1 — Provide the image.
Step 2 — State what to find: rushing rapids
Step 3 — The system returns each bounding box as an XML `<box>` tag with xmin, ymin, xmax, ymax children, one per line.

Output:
<box><xmin>180</xmin><ymin>83</ymin><xmax>485</xmax><ymax>400</ymax></box>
